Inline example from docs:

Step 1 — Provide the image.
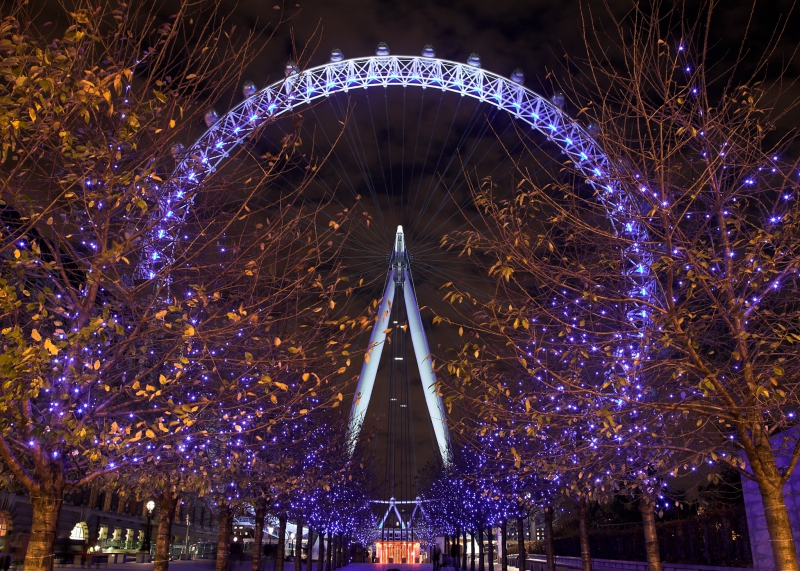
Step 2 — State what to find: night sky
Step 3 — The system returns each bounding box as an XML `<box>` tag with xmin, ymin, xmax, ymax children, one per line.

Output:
<box><xmin>217</xmin><ymin>0</ymin><xmax>800</xmax><ymax>103</ymax></box>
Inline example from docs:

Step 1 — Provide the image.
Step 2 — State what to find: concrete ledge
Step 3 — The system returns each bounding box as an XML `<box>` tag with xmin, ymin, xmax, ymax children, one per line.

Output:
<box><xmin>509</xmin><ymin>557</ymin><xmax>769</xmax><ymax>571</ymax></box>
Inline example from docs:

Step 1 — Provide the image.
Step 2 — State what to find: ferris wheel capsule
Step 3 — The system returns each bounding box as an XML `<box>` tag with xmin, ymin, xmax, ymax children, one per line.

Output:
<box><xmin>284</xmin><ymin>60</ymin><xmax>299</xmax><ymax>77</ymax></box>
<box><xmin>242</xmin><ymin>80</ymin><xmax>257</xmax><ymax>98</ymax></box>
<box><xmin>421</xmin><ymin>44</ymin><xmax>436</xmax><ymax>58</ymax></box>
<box><xmin>329</xmin><ymin>48</ymin><xmax>344</xmax><ymax>62</ymax></box>
<box><xmin>510</xmin><ymin>68</ymin><xmax>525</xmax><ymax>85</ymax></box>
<box><xmin>170</xmin><ymin>142</ymin><xmax>185</xmax><ymax>159</ymax></box>
<box><xmin>204</xmin><ymin>108</ymin><xmax>219</xmax><ymax>127</ymax></box>
<box><xmin>467</xmin><ymin>52</ymin><xmax>481</xmax><ymax>68</ymax></box>
<box><xmin>551</xmin><ymin>90</ymin><xmax>566</xmax><ymax>109</ymax></box>
<box><xmin>375</xmin><ymin>42</ymin><xmax>390</xmax><ymax>56</ymax></box>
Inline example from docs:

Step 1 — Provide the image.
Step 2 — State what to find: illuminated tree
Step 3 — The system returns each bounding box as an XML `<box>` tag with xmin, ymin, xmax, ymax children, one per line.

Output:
<box><xmin>442</xmin><ymin>2</ymin><xmax>800</xmax><ymax>570</ymax></box>
<box><xmin>0</xmin><ymin>3</ymin><xmax>363</xmax><ymax>571</ymax></box>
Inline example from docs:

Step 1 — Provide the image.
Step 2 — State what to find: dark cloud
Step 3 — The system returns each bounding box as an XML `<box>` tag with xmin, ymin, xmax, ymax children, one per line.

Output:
<box><xmin>228</xmin><ymin>0</ymin><xmax>589</xmax><ymax>88</ymax></box>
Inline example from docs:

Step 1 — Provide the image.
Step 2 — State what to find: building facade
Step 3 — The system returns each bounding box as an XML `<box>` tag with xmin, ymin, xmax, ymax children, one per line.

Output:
<box><xmin>0</xmin><ymin>487</ymin><xmax>220</xmax><ymax>564</ymax></box>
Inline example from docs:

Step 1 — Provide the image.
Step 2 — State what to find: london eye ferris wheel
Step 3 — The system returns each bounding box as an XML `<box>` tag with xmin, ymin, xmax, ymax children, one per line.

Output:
<box><xmin>148</xmin><ymin>42</ymin><xmax>649</xmax><ymax>552</ymax></box>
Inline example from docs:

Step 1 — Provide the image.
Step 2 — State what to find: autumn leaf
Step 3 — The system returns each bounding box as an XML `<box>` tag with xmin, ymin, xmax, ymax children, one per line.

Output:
<box><xmin>44</xmin><ymin>339</ymin><xmax>59</xmax><ymax>355</ymax></box>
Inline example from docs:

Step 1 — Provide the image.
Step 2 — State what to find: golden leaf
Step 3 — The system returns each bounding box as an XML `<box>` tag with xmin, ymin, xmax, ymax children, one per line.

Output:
<box><xmin>44</xmin><ymin>339</ymin><xmax>59</xmax><ymax>355</ymax></box>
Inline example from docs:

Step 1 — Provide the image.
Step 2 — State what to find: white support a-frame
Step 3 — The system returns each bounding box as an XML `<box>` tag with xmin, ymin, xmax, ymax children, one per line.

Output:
<box><xmin>371</xmin><ymin>497</ymin><xmax>427</xmax><ymax>531</ymax></box>
<box><xmin>347</xmin><ymin>226</ymin><xmax>451</xmax><ymax>465</ymax></box>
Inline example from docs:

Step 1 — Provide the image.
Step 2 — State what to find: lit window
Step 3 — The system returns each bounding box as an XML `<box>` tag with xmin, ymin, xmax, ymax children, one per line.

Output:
<box><xmin>70</xmin><ymin>522</ymin><xmax>87</xmax><ymax>541</ymax></box>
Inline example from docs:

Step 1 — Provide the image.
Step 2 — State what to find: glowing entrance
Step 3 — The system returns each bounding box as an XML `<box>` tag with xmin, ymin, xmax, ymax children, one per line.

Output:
<box><xmin>375</xmin><ymin>541</ymin><xmax>422</xmax><ymax>564</ymax></box>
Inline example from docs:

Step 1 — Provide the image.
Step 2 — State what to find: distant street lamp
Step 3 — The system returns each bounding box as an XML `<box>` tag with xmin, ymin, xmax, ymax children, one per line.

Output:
<box><xmin>141</xmin><ymin>500</ymin><xmax>156</xmax><ymax>552</ymax></box>
<box><xmin>289</xmin><ymin>532</ymin><xmax>296</xmax><ymax>558</ymax></box>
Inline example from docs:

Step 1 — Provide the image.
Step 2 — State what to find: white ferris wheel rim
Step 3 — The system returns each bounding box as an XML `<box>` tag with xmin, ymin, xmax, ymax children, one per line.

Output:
<box><xmin>175</xmin><ymin>54</ymin><xmax>613</xmax><ymax>192</ymax></box>
<box><xmin>147</xmin><ymin>53</ymin><xmax>653</xmax><ymax>446</ymax></box>
<box><xmin>167</xmin><ymin>51</ymin><xmax>652</xmax><ymax>307</ymax></box>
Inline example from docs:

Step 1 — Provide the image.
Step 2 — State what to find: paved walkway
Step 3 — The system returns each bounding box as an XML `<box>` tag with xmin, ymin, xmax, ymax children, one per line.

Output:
<box><xmin>54</xmin><ymin>561</ymin><xmax>438</xmax><ymax>571</ymax></box>
<box><xmin>342</xmin><ymin>567</ymin><xmax>439</xmax><ymax>571</ymax></box>
<box><xmin>54</xmin><ymin>561</ymin><xmax>217</xmax><ymax>571</ymax></box>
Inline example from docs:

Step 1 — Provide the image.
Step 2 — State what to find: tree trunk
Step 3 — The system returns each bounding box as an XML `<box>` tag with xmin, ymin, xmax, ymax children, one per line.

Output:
<box><xmin>307</xmin><ymin>528</ymin><xmax>314</xmax><ymax>571</ymax></box>
<box><xmin>23</xmin><ymin>476</ymin><xmax>65</xmax><ymax>571</ymax></box>
<box><xmin>478</xmin><ymin>528</ymin><xmax>485</xmax><ymax>571</ymax></box>
<box><xmin>578</xmin><ymin>499</ymin><xmax>592</xmax><ymax>571</ymax></box>
<box><xmin>215</xmin><ymin>505</ymin><xmax>234</xmax><ymax>571</ymax></box>
<box><xmin>756</xmin><ymin>475</ymin><xmax>800</xmax><ymax>571</ymax></box>
<box><xmin>294</xmin><ymin>520</ymin><xmax>303</xmax><ymax>571</ymax></box>
<box><xmin>252</xmin><ymin>503</ymin><xmax>267</xmax><ymax>571</ymax></box>
<box><xmin>487</xmin><ymin>526</ymin><xmax>494</xmax><ymax>571</ymax></box>
<box><xmin>501</xmin><ymin>522</ymin><xmax>507</xmax><ymax>571</ymax></box>
<box><xmin>318</xmin><ymin>530</ymin><xmax>325</xmax><ymax>571</ymax></box>
<box><xmin>153</xmin><ymin>492</ymin><xmax>179</xmax><ymax>571</ymax></box>
<box><xmin>325</xmin><ymin>533</ymin><xmax>332</xmax><ymax>571</ymax></box>
<box><xmin>516</xmin><ymin>517</ymin><xmax>526</xmax><ymax>571</ymax></box>
<box><xmin>639</xmin><ymin>497</ymin><xmax>662</xmax><ymax>571</ymax></box>
<box><xmin>276</xmin><ymin>515</ymin><xmax>287</xmax><ymax>571</ymax></box>
<box><xmin>470</xmin><ymin>531</ymin><xmax>476</xmax><ymax>571</ymax></box>
<box><xmin>462</xmin><ymin>529</ymin><xmax>468</xmax><ymax>571</ymax></box>
<box><xmin>544</xmin><ymin>509</ymin><xmax>554</xmax><ymax>571</ymax></box>
<box><xmin>454</xmin><ymin>529</ymin><xmax>460</xmax><ymax>570</ymax></box>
